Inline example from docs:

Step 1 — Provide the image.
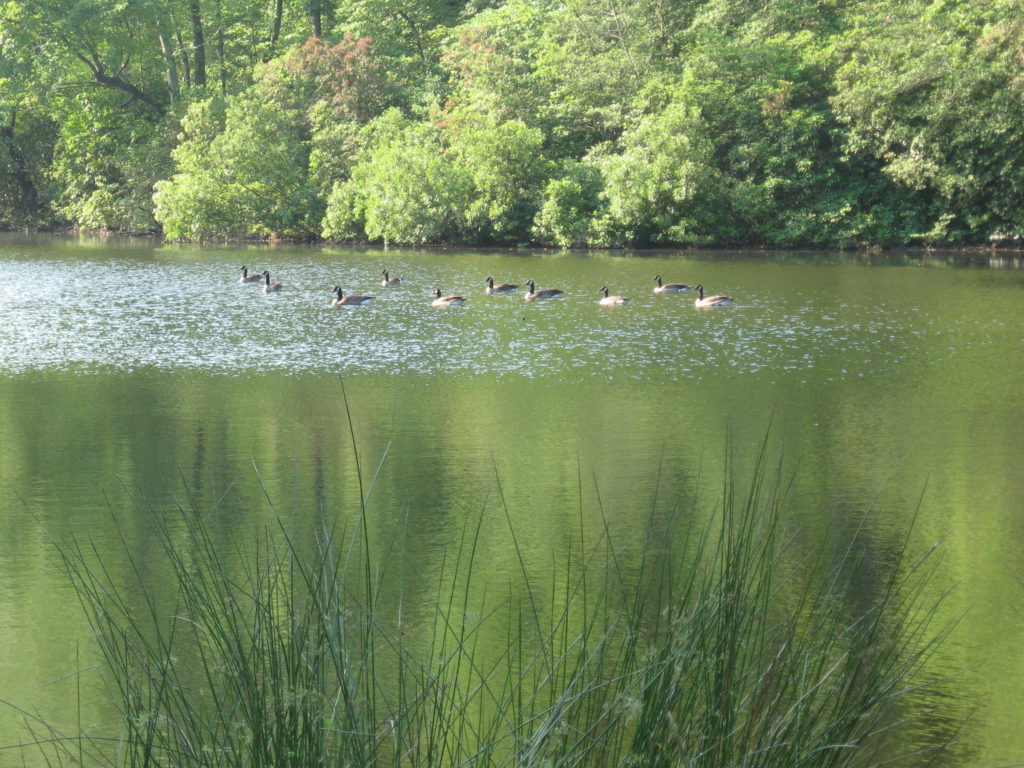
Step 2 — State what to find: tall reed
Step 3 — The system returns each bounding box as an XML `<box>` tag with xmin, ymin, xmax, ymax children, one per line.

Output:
<box><xmin>51</xmin><ymin>439</ymin><xmax>949</xmax><ymax>768</ymax></box>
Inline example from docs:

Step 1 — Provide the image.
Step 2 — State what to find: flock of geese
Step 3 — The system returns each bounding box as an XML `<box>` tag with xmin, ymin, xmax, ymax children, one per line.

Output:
<box><xmin>239</xmin><ymin>267</ymin><xmax>734</xmax><ymax>308</ymax></box>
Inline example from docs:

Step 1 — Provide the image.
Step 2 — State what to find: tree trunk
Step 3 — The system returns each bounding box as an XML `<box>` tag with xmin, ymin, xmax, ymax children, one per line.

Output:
<box><xmin>157</xmin><ymin>18</ymin><xmax>180</xmax><ymax>102</ymax></box>
<box><xmin>309</xmin><ymin>0</ymin><xmax>322</xmax><ymax>37</ymax></box>
<box><xmin>74</xmin><ymin>51</ymin><xmax>165</xmax><ymax>112</ymax></box>
<box><xmin>216</xmin><ymin>0</ymin><xmax>227</xmax><ymax>93</ymax></box>
<box><xmin>190</xmin><ymin>0</ymin><xmax>207</xmax><ymax>87</ymax></box>
<box><xmin>270</xmin><ymin>0</ymin><xmax>283</xmax><ymax>47</ymax></box>
<box><xmin>395</xmin><ymin>8</ymin><xmax>427</xmax><ymax>65</ymax></box>
<box><xmin>176</xmin><ymin>31</ymin><xmax>193</xmax><ymax>87</ymax></box>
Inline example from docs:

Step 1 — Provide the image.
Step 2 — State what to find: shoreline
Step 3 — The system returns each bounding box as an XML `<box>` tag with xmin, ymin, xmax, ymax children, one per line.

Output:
<box><xmin>2</xmin><ymin>226</ymin><xmax>1022</xmax><ymax>256</ymax></box>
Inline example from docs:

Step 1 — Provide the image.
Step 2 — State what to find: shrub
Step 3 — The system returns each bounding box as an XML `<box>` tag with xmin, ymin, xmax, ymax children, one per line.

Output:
<box><xmin>53</xmin><ymin>437</ymin><xmax>950</xmax><ymax>767</ymax></box>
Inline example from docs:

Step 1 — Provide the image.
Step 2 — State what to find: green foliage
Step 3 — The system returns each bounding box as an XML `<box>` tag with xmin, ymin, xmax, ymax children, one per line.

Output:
<box><xmin>332</xmin><ymin>0</ymin><xmax>460</xmax><ymax>103</ymax></box>
<box><xmin>833</xmin><ymin>0</ymin><xmax>1024</xmax><ymax>242</ymax></box>
<box><xmin>48</xmin><ymin>93</ymin><xmax>176</xmax><ymax>232</ymax></box>
<box><xmin>528</xmin><ymin>0</ymin><xmax>681</xmax><ymax>155</ymax></box>
<box><xmin>308</xmin><ymin>103</ymin><xmax>366</xmax><ymax>198</ymax></box>
<box><xmin>54</xmin><ymin>439</ymin><xmax>950</xmax><ymax>768</ymax></box>
<box><xmin>447</xmin><ymin>111</ymin><xmax>550</xmax><ymax>241</ymax></box>
<box><xmin>441</xmin><ymin>0</ymin><xmax>551</xmax><ymax>127</ymax></box>
<box><xmin>152</xmin><ymin>98</ymin><xmax>230</xmax><ymax>239</ymax></box>
<box><xmin>594</xmin><ymin>99</ymin><xmax>723</xmax><ymax>246</ymax></box>
<box><xmin>532</xmin><ymin>161</ymin><xmax>604</xmax><ymax>248</ymax></box>
<box><xmin>1</xmin><ymin>7</ymin><xmax>54</xmax><ymax>225</ymax></box>
<box><xmin>275</xmin><ymin>34</ymin><xmax>390</xmax><ymax>122</ymax></box>
<box><xmin>322</xmin><ymin>108</ymin><xmax>551</xmax><ymax>244</ymax></box>
<box><xmin>322</xmin><ymin>109</ymin><xmax>473</xmax><ymax>244</ymax></box>
<box><xmin>6</xmin><ymin>0</ymin><xmax>1024</xmax><ymax>244</ymax></box>
<box><xmin>153</xmin><ymin>34</ymin><xmax>399</xmax><ymax>241</ymax></box>
<box><xmin>0</xmin><ymin>106</ymin><xmax>55</xmax><ymax>227</ymax></box>
<box><xmin>154</xmin><ymin>88</ymin><xmax>320</xmax><ymax>240</ymax></box>
<box><xmin>659</xmin><ymin>30</ymin><xmax>835</xmax><ymax>245</ymax></box>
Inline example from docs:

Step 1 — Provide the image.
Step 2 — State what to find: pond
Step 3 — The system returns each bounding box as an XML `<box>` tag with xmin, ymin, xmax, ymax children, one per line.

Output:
<box><xmin>0</xmin><ymin>234</ymin><xmax>1022</xmax><ymax>765</ymax></box>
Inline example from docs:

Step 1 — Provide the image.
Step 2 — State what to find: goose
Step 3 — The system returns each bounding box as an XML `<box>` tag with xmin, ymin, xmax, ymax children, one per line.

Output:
<box><xmin>432</xmin><ymin>288</ymin><xmax>465</xmax><ymax>307</ymax></box>
<box><xmin>485</xmin><ymin>276</ymin><xmax>518</xmax><ymax>294</ymax></box>
<box><xmin>381</xmin><ymin>269</ymin><xmax>402</xmax><ymax>287</ymax></box>
<box><xmin>653</xmin><ymin>275</ymin><xmax>691</xmax><ymax>293</ymax></box>
<box><xmin>524</xmin><ymin>280</ymin><xmax>564</xmax><ymax>300</ymax></box>
<box><xmin>239</xmin><ymin>265</ymin><xmax>262</xmax><ymax>283</ymax></box>
<box><xmin>598</xmin><ymin>286</ymin><xmax>630</xmax><ymax>305</ymax></box>
<box><xmin>261</xmin><ymin>271</ymin><xmax>282</xmax><ymax>293</ymax></box>
<box><xmin>332</xmin><ymin>286</ymin><xmax>374</xmax><ymax>306</ymax></box>
<box><xmin>693</xmin><ymin>284</ymin><xmax>732</xmax><ymax>308</ymax></box>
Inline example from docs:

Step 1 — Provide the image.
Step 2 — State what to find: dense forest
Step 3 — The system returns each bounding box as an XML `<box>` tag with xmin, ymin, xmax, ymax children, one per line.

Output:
<box><xmin>1</xmin><ymin>0</ymin><xmax>1022</xmax><ymax>247</ymax></box>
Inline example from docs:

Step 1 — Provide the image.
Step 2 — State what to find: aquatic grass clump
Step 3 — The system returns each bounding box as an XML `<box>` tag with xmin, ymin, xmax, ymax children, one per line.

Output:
<box><xmin>51</xmin><ymin>443</ymin><xmax>949</xmax><ymax>768</ymax></box>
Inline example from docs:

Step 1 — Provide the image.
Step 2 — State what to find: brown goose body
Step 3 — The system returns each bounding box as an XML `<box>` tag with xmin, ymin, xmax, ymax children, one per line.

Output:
<box><xmin>485</xmin><ymin>276</ymin><xmax>518</xmax><ymax>294</ymax></box>
<box><xmin>261</xmin><ymin>271</ymin><xmax>283</xmax><ymax>293</ymax></box>
<box><xmin>524</xmin><ymin>280</ymin><xmax>564</xmax><ymax>300</ymax></box>
<box><xmin>430</xmin><ymin>288</ymin><xmax>466</xmax><ymax>307</ymax></box>
<box><xmin>598</xmin><ymin>286</ymin><xmax>630</xmax><ymax>305</ymax></box>
<box><xmin>432</xmin><ymin>288</ymin><xmax>466</xmax><ymax>307</ymax></box>
<box><xmin>653</xmin><ymin>275</ymin><xmax>691</xmax><ymax>293</ymax></box>
<box><xmin>332</xmin><ymin>286</ymin><xmax>374</xmax><ymax>306</ymax></box>
<box><xmin>240</xmin><ymin>266</ymin><xmax>262</xmax><ymax>283</ymax></box>
<box><xmin>693</xmin><ymin>284</ymin><xmax>732</xmax><ymax>308</ymax></box>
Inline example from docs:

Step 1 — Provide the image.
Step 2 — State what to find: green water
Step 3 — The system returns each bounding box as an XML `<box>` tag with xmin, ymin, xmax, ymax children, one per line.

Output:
<box><xmin>0</xmin><ymin>235</ymin><xmax>1022</xmax><ymax>764</ymax></box>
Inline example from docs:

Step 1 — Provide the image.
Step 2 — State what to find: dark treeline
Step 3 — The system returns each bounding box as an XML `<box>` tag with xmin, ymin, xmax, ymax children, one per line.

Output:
<box><xmin>2</xmin><ymin>0</ymin><xmax>1023</xmax><ymax>247</ymax></box>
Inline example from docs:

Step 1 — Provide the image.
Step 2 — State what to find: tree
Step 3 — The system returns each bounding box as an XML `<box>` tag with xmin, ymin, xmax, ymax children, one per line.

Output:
<box><xmin>322</xmin><ymin>109</ymin><xmax>473</xmax><ymax>243</ymax></box>
<box><xmin>592</xmin><ymin>98</ymin><xmax>724</xmax><ymax>245</ymax></box>
<box><xmin>0</xmin><ymin>20</ymin><xmax>51</xmax><ymax>224</ymax></box>
<box><xmin>332</xmin><ymin>0</ymin><xmax>458</xmax><ymax>97</ymax></box>
<box><xmin>277</xmin><ymin>34</ymin><xmax>388</xmax><ymax>122</ymax></box>
<box><xmin>532</xmin><ymin>161</ymin><xmax>604</xmax><ymax>248</ymax></box>
<box><xmin>834</xmin><ymin>0</ymin><xmax>1024</xmax><ymax>241</ymax></box>
<box><xmin>446</xmin><ymin>111</ymin><xmax>550</xmax><ymax>242</ymax></box>
<box><xmin>153</xmin><ymin>92</ymin><xmax>320</xmax><ymax>239</ymax></box>
<box><xmin>152</xmin><ymin>32</ymin><xmax>394</xmax><ymax>240</ymax></box>
<box><xmin>8</xmin><ymin>0</ymin><xmax>169</xmax><ymax>112</ymax></box>
<box><xmin>442</xmin><ymin>1</ymin><xmax>551</xmax><ymax>128</ymax></box>
<box><xmin>48</xmin><ymin>91</ymin><xmax>178</xmax><ymax>232</ymax></box>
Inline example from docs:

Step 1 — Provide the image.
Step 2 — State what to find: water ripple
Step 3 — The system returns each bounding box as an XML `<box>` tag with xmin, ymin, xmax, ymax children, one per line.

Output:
<box><xmin>1</xmin><ymin>248</ymin><xmax>1016</xmax><ymax>383</ymax></box>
